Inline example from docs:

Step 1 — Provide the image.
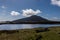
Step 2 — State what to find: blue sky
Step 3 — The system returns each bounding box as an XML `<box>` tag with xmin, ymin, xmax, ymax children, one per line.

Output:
<box><xmin>0</xmin><ymin>0</ymin><xmax>60</xmax><ymax>21</ymax></box>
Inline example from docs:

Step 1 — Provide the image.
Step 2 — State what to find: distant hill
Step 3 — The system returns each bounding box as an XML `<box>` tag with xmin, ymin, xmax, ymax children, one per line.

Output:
<box><xmin>0</xmin><ymin>15</ymin><xmax>60</xmax><ymax>24</ymax></box>
<box><xmin>13</xmin><ymin>15</ymin><xmax>49</xmax><ymax>21</ymax></box>
<box><xmin>12</xmin><ymin>15</ymin><xmax>50</xmax><ymax>24</ymax></box>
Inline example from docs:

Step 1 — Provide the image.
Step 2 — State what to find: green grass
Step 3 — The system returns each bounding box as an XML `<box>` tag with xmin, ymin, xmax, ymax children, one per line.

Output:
<box><xmin>0</xmin><ymin>26</ymin><xmax>60</xmax><ymax>40</ymax></box>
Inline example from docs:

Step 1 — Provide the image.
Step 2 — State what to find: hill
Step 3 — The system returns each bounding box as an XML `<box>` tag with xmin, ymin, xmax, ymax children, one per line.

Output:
<box><xmin>11</xmin><ymin>15</ymin><xmax>60</xmax><ymax>24</ymax></box>
<box><xmin>0</xmin><ymin>26</ymin><xmax>60</xmax><ymax>40</ymax></box>
<box><xmin>0</xmin><ymin>15</ymin><xmax>60</xmax><ymax>24</ymax></box>
<box><xmin>12</xmin><ymin>15</ymin><xmax>50</xmax><ymax>24</ymax></box>
<box><xmin>13</xmin><ymin>15</ymin><xmax>49</xmax><ymax>22</ymax></box>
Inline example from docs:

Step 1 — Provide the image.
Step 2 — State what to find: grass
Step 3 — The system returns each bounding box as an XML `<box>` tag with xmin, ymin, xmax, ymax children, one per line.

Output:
<box><xmin>0</xmin><ymin>26</ymin><xmax>60</xmax><ymax>40</ymax></box>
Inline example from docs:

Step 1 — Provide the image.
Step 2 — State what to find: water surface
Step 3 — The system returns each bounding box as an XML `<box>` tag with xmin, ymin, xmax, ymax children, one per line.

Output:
<box><xmin>0</xmin><ymin>24</ymin><xmax>60</xmax><ymax>30</ymax></box>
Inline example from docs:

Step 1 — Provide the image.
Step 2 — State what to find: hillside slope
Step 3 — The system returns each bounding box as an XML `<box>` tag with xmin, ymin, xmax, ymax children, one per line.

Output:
<box><xmin>12</xmin><ymin>15</ymin><xmax>50</xmax><ymax>24</ymax></box>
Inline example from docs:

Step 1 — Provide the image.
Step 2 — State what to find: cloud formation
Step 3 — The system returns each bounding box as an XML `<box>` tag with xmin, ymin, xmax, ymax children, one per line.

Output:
<box><xmin>53</xmin><ymin>17</ymin><xmax>59</xmax><ymax>20</ymax></box>
<box><xmin>51</xmin><ymin>0</ymin><xmax>60</xmax><ymax>7</ymax></box>
<box><xmin>10</xmin><ymin>11</ymin><xmax>20</xmax><ymax>16</ymax></box>
<box><xmin>50</xmin><ymin>17</ymin><xmax>59</xmax><ymax>21</ymax></box>
<box><xmin>1</xmin><ymin>5</ymin><xmax>6</xmax><ymax>9</ymax></box>
<box><xmin>22</xmin><ymin>9</ymin><xmax>42</xmax><ymax>17</ymax></box>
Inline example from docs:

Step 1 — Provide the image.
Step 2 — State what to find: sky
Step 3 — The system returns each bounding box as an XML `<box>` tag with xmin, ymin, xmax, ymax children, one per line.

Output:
<box><xmin>0</xmin><ymin>0</ymin><xmax>60</xmax><ymax>21</ymax></box>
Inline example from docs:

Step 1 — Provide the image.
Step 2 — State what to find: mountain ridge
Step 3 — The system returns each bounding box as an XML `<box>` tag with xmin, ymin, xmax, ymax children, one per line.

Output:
<box><xmin>0</xmin><ymin>15</ymin><xmax>60</xmax><ymax>24</ymax></box>
<box><xmin>13</xmin><ymin>15</ymin><xmax>49</xmax><ymax>22</ymax></box>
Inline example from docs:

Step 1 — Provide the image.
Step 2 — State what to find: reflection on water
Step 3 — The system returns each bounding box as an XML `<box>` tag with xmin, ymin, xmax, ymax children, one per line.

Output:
<box><xmin>0</xmin><ymin>24</ymin><xmax>60</xmax><ymax>30</ymax></box>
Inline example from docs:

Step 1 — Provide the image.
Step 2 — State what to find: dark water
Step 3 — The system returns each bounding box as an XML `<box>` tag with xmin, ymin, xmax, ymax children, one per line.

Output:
<box><xmin>0</xmin><ymin>24</ymin><xmax>60</xmax><ymax>30</ymax></box>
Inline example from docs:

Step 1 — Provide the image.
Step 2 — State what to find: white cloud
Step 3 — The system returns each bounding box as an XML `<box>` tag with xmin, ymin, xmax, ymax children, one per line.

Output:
<box><xmin>53</xmin><ymin>17</ymin><xmax>58</xmax><ymax>19</ymax></box>
<box><xmin>51</xmin><ymin>0</ymin><xmax>60</xmax><ymax>7</ymax></box>
<box><xmin>1</xmin><ymin>5</ymin><xmax>6</xmax><ymax>9</ymax></box>
<box><xmin>50</xmin><ymin>17</ymin><xmax>59</xmax><ymax>21</ymax></box>
<box><xmin>10</xmin><ymin>11</ymin><xmax>20</xmax><ymax>16</ymax></box>
<box><xmin>22</xmin><ymin>9</ymin><xmax>42</xmax><ymax>17</ymax></box>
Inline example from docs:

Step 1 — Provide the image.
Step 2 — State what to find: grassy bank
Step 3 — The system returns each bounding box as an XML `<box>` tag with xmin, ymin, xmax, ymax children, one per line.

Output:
<box><xmin>0</xmin><ymin>26</ymin><xmax>60</xmax><ymax>40</ymax></box>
